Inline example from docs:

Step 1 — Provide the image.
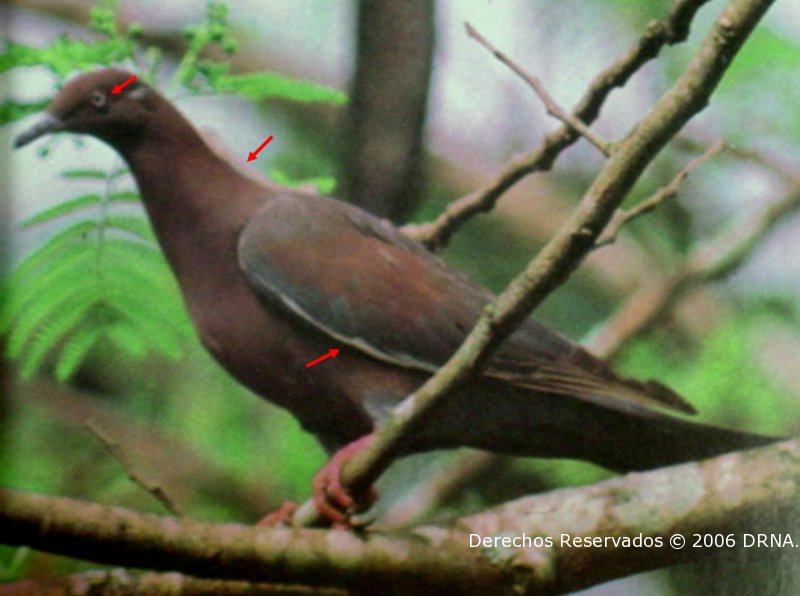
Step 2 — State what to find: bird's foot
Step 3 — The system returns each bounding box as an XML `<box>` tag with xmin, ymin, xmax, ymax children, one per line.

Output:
<box><xmin>313</xmin><ymin>435</ymin><xmax>378</xmax><ymax>528</ymax></box>
<box><xmin>256</xmin><ymin>501</ymin><xmax>300</xmax><ymax>527</ymax></box>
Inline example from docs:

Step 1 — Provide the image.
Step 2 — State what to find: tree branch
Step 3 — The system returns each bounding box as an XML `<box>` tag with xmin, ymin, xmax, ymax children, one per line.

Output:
<box><xmin>86</xmin><ymin>419</ymin><xmax>184</xmax><ymax>517</ymax></box>
<box><xmin>342</xmin><ymin>0</ymin><xmax>435</xmax><ymax>221</ymax></box>
<box><xmin>595</xmin><ymin>138</ymin><xmax>725</xmax><ymax>248</ymax></box>
<box><xmin>402</xmin><ymin>0</ymin><xmax>715</xmax><ymax>250</ymax></box>
<box><xmin>0</xmin><ymin>569</ymin><xmax>344</xmax><ymax>596</ymax></box>
<box><xmin>327</xmin><ymin>0</ymin><xmax>775</xmax><ymax>522</ymax></box>
<box><xmin>587</xmin><ymin>183</ymin><xmax>800</xmax><ymax>358</ymax></box>
<box><xmin>3</xmin><ymin>438</ymin><xmax>798</xmax><ymax>594</ymax></box>
<box><xmin>465</xmin><ymin>23</ymin><xmax>611</xmax><ymax>156</ymax></box>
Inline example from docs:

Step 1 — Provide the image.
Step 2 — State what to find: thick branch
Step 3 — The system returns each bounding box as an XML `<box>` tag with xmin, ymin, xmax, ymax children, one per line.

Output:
<box><xmin>334</xmin><ymin>0</ymin><xmax>775</xmax><ymax>512</ymax></box>
<box><xmin>0</xmin><ymin>569</ymin><xmax>344</xmax><ymax>596</ymax></box>
<box><xmin>342</xmin><ymin>0</ymin><xmax>435</xmax><ymax>221</ymax></box>
<box><xmin>0</xmin><ymin>490</ymin><xmax>506</xmax><ymax>595</ymax></box>
<box><xmin>403</xmin><ymin>0</ymin><xmax>715</xmax><ymax>250</ymax></box>
<box><xmin>2</xmin><ymin>438</ymin><xmax>798</xmax><ymax>594</ymax></box>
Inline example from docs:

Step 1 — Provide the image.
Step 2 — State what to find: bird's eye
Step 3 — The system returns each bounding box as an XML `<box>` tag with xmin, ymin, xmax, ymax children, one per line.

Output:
<box><xmin>91</xmin><ymin>91</ymin><xmax>107</xmax><ymax>108</ymax></box>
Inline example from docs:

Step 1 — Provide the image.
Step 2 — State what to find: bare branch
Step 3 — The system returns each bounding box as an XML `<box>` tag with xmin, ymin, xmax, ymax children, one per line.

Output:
<box><xmin>380</xmin><ymin>452</ymin><xmax>509</xmax><ymax>529</ymax></box>
<box><xmin>465</xmin><ymin>23</ymin><xmax>611</xmax><ymax>156</ymax></box>
<box><xmin>87</xmin><ymin>419</ymin><xmax>184</xmax><ymax>517</ymax></box>
<box><xmin>403</xmin><ymin>0</ymin><xmax>716</xmax><ymax>250</ymax></box>
<box><xmin>595</xmin><ymin>138</ymin><xmax>726</xmax><ymax>247</ymax></box>
<box><xmin>677</xmin><ymin>135</ymin><xmax>800</xmax><ymax>187</ymax></box>
<box><xmin>587</xmin><ymin>183</ymin><xmax>800</xmax><ymax>359</ymax></box>
<box><xmin>0</xmin><ymin>569</ymin><xmax>344</xmax><ymax>596</ymax></box>
<box><xmin>324</xmin><ymin>0</ymin><xmax>776</xmax><ymax>526</ymax></box>
<box><xmin>12</xmin><ymin>377</ymin><xmax>278</xmax><ymax>519</ymax></box>
<box><xmin>2</xmin><ymin>438</ymin><xmax>798</xmax><ymax>594</ymax></box>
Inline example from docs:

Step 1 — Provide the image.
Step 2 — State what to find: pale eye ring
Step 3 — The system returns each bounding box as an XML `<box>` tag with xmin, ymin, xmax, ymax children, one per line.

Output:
<box><xmin>91</xmin><ymin>91</ymin><xmax>107</xmax><ymax>108</ymax></box>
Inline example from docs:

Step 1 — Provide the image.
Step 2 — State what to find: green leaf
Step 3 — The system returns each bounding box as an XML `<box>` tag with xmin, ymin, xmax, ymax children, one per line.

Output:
<box><xmin>104</xmin><ymin>322</ymin><xmax>149</xmax><ymax>359</ymax></box>
<box><xmin>18</xmin><ymin>296</ymin><xmax>97</xmax><ymax>379</ymax></box>
<box><xmin>269</xmin><ymin>170</ymin><xmax>337</xmax><ymax>194</ymax></box>
<box><xmin>105</xmin><ymin>215</ymin><xmax>156</xmax><ymax>242</ymax></box>
<box><xmin>54</xmin><ymin>325</ymin><xmax>105</xmax><ymax>381</ymax></box>
<box><xmin>21</xmin><ymin>194</ymin><xmax>104</xmax><ymax>228</ymax></box>
<box><xmin>2</xmin><ymin>245</ymin><xmax>96</xmax><ymax>334</ymax></box>
<box><xmin>88</xmin><ymin>0</ymin><xmax>121</xmax><ymax>38</ymax></box>
<box><xmin>6</xmin><ymin>281</ymin><xmax>96</xmax><ymax>358</ymax></box>
<box><xmin>0</xmin><ymin>38</ymin><xmax>134</xmax><ymax>76</ymax></box>
<box><xmin>104</xmin><ymin>289</ymin><xmax>186</xmax><ymax>359</ymax></box>
<box><xmin>213</xmin><ymin>72</ymin><xmax>347</xmax><ymax>105</ymax></box>
<box><xmin>61</xmin><ymin>169</ymin><xmax>111</xmax><ymax>180</ymax></box>
<box><xmin>0</xmin><ymin>100</ymin><xmax>50</xmax><ymax>126</ymax></box>
<box><xmin>6</xmin><ymin>222</ymin><xmax>97</xmax><ymax>286</ymax></box>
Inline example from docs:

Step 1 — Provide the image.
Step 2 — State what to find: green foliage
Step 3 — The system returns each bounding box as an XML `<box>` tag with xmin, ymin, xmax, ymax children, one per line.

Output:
<box><xmin>0</xmin><ymin>38</ymin><xmax>133</xmax><ymax>76</ymax></box>
<box><xmin>2</xmin><ymin>0</ymin><xmax>346</xmax><ymax>383</ymax></box>
<box><xmin>175</xmin><ymin>1</ymin><xmax>239</xmax><ymax>87</ymax></box>
<box><xmin>0</xmin><ymin>167</ymin><xmax>193</xmax><ymax>381</ymax></box>
<box><xmin>173</xmin><ymin>1</ymin><xmax>344</xmax><ymax>103</ymax></box>
<box><xmin>211</xmin><ymin>72</ymin><xmax>347</xmax><ymax>105</ymax></box>
<box><xmin>0</xmin><ymin>546</ymin><xmax>31</xmax><ymax>582</ymax></box>
<box><xmin>0</xmin><ymin>100</ymin><xmax>50</xmax><ymax>126</ymax></box>
<box><xmin>617</xmin><ymin>303</ymin><xmax>798</xmax><ymax>435</ymax></box>
<box><xmin>269</xmin><ymin>170</ymin><xmax>337</xmax><ymax>194</ymax></box>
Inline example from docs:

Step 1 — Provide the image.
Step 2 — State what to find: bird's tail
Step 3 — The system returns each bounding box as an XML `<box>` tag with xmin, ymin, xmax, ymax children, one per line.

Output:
<box><xmin>587</xmin><ymin>414</ymin><xmax>780</xmax><ymax>473</ymax></box>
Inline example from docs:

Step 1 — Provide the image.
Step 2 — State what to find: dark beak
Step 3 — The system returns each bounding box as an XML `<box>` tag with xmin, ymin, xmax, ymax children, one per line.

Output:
<box><xmin>14</xmin><ymin>113</ymin><xmax>64</xmax><ymax>148</ymax></box>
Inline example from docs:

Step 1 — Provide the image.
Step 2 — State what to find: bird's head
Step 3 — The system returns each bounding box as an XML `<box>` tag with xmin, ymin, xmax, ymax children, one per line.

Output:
<box><xmin>14</xmin><ymin>68</ymin><xmax>159</xmax><ymax>150</ymax></box>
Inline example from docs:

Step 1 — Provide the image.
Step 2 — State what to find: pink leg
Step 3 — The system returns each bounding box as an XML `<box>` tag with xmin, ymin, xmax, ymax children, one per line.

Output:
<box><xmin>312</xmin><ymin>434</ymin><xmax>378</xmax><ymax>527</ymax></box>
<box><xmin>256</xmin><ymin>501</ymin><xmax>300</xmax><ymax>527</ymax></box>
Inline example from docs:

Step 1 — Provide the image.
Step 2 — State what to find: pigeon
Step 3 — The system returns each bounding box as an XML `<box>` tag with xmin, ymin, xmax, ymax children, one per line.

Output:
<box><xmin>14</xmin><ymin>69</ymin><xmax>777</xmax><ymax>524</ymax></box>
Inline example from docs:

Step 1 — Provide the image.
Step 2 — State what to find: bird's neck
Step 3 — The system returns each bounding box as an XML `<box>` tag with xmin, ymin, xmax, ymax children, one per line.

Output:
<box><xmin>118</xmin><ymin>102</ymin><xmax>266</xmax><ymax>289</ymax></box>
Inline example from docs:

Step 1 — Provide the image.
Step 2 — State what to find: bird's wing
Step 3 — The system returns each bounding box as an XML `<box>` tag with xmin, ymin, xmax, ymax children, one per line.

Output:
<box><xmin>238</xmin><ymin>193</ymin><xmax>695</xmax><ymax>416</ymax></box>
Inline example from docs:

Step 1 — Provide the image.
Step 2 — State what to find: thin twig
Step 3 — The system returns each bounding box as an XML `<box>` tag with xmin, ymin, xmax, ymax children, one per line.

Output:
<box><xmin>403</xmin><ymin>0</ymin><xmax>715</xmax><ymax>251</ymax></box>
<box><xmin>86</xmin><ymin>419</ymin><xmax>184</xmax><ymax>517</ymax></box>
<box><xmin>595</xmin><ymin>139</ymin><xmax>726</xmax><ymax>247</ymax></box>
<box><xmin>290</xmin><ymin>0</ymin><xmax>775</xmax><ymax>529</ymax></box>
<box><xmin>587</xmin><ymin>184</ymin><xmax>800</xmax><ymax>359</ymax></box>
<box><xmin>677</xmin><ymin>134</ymin><xmax>800</xmax><ymax>187</ymax></box>
<box><xmin>380</xmin><ymin>452</ymin><xmax>510</xmax><ymax>529</ymax></box>
<box><xmin>465</xmin><ymin>23</ymin><xmax>611</xmax><ymax>156</ymax></box>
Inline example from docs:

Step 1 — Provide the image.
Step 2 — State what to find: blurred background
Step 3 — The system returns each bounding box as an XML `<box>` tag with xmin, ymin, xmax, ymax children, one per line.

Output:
<box><xmin>1</xmin><ymin>0</ymin><xmax>799</xmax><ymax>593</ymax></box>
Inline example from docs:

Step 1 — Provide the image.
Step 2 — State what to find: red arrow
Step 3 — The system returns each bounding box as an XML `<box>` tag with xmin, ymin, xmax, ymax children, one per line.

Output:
<box><xmin>111</xmin><ymin>75</ymin><xmax>138</xmax><ymax>95</ymax></box>
<box><xmin>247</xmin><ymin>135</ymin><xmax>274</xmax><ymax>162</ymax></box>
<box><xmin>306</xmin><ymin>348</ymin><xmax>340</xmax><ymax>369</ymax></box>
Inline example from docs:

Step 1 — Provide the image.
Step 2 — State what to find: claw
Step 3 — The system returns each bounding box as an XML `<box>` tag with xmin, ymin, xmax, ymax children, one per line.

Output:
<box><xmin>257</xmin><ymin>501</ymin><xmax>300</xmax><ymax>527</ymax></box>
<box><xmin>312</xmin><ymin>435</ymin><xmax>378</xmax><ymax>527</ymax></box>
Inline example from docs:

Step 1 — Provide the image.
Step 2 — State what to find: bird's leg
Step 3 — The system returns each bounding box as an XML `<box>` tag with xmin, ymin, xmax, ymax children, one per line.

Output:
<box><xmin>256</xmin><ymin>501</ymin><xmax>301</xmax><ymax>527</ymax></box>
<box><xmin>313</xmin><ymin>434</ymin><xmax>378</xmax><ymax>527</ymax></box>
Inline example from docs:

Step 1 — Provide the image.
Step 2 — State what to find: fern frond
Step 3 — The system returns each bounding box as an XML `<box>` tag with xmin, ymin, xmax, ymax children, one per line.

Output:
<box><xmin>101</xmin><ymin>240</ymin><xmax>178</xmax><ymax>293</ymax></box>
<box><xmin>61</xmin><ymin>169</ymin><xmax>111</xmax><ymax>180</ymax></box>
<box><xmin>17</xmin><ymin>296</ymin><xmax>96</xmax><ymax>379</ymax></box>
<box><xmin>21</xmin><ymin>192</ymin><xmax>142</xmax><ymax>228</ymax></box>
<box><xmin>105</xmin><ymin>215</ymin><xmax>157</xmax><ymax>242</ymax></box>
<box><xmin>7</xmin><ymin>282</ymin><xmax>98</xmax><ymax>359</ymax></box>
<box><xmin>54</xmin><ymin>325</ymin><xmax>105</xmax><ymax>381</ymax></box>
<box><xmin>21</xmin><ymin>194</ymin><xmax>104</xmax><ymax>228</ymax></box>
<box><xmin>109</xmin><ymin>190</ymin><xmax>140</xmax><ymax>201</ymax></box>
<box><xmin>7</xmin><ymin>221</ymin><xmax>98</xmax><ymax>285</ymax></box>
<box><xmin>105</xmin><ymin>290</ymin><xmax>188</xmax><ymax>359</ymax></box>
<box><xmin>2</xmin><ymin>245</ymin><xmax>96</xmax><ymax>333</ymax></box>
<box><xmin>103</xmin><ymin>268</ymin><xmax>188</xmax><ymax>327</ymax></box>
<box><xmin>104</xmin><ymin>322</ymin><xmax>149</xmax><ymax>358</ymax></box>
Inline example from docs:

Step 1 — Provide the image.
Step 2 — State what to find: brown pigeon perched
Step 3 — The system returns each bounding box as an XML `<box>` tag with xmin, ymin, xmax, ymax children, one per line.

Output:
<box><xmin>15</xmin><ymin>69</ymin><xmax>776</xmax><ymax>524</ymax></box>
